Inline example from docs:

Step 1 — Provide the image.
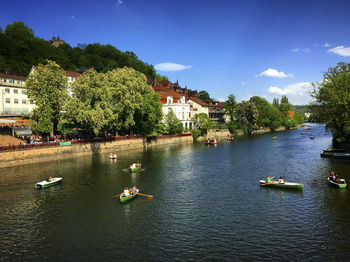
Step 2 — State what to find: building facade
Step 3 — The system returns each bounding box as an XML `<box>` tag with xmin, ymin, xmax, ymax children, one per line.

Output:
<box><xmin>0</xmin><ymin>73</ymin><xmax>35</xmax><ymax>115</ymax></box>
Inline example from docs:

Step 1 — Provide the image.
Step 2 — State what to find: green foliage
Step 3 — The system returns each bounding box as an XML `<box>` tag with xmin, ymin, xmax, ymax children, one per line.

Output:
<box><xmin>164</xmin><ymin>111</ymin><xmax>184</xmax><ymax>135</ymax></box>
<box><xmin>194</xmin><ymin>113</ymin><xmax>212</xmax><ymax>135</ymax></box>
<box><xmin>198</xmin><ymin>90</ymin><xmax>212</xmax><ymax>101</ymax></box>
<box><xmin>272</xmin><ymin>97</ymin><xmax>279</xmax><ymax>108</ymax></box>
<box><xmin>133</xmin><ymin>92</ymin><xmax>164</xmax><ymax>136</ymax></box>
<box><xmin>0</xmin><ymin>21</ymin><xmax>156</xmax><ymax>78</ymax></box>
<box><xmin>279</xmin><ymin>95</ymin><xmax>292</xmax><ymax>117</ymax></box>
<box><xmin>62</xmin><ymin>67</ymin><xmax>157</xmax><ymax>135</ymax></box>
<box><xmin>26</xmin><ymin>60</ymin><xmax>68</xmax><ymax>135</ymax></box>
<box><xmin>227</xmin><ymin>121</ymin><xmax>237</xmax><ymax>135</ymax></box>
<box><xmin>155</xmin><ymin>74</ymin><xmax>169</xmax><ymax>81</ymax></box>
<box><xmin>311</xmin><ymin>62</ymin><xmax>350</xmax><ymax>146</ymax></box>
<box><xmin>235</xmin><ymin>101</ymin><xmax>259</xmax><ymax>134</ymax></box>
<box><xmin>224</xmin><ymin>94</ymin><xmax>236</xmax><ymax>121</ymax></box>
<box><xmin>191</xmin><ymin>129</ymin><xmax>202</xmax><ymax>141</ymax></box>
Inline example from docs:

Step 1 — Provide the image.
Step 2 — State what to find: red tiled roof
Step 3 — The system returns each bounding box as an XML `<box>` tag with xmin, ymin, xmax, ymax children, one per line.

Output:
<box><xmin>0</xmin><ymin>73</ymin><xmax>27</xmax><ymax>81</ymax></box>
<box><xmin>65</xmin><ymin>71</ymin><xmax>80</xmax><ymax>77</ymax></box>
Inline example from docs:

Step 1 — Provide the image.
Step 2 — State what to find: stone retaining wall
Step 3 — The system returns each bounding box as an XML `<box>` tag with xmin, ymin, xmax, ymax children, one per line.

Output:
<box><xmin>0</xmin><ymin>134</ymin><xmax>193</xmax><ymax>168</ymax></box>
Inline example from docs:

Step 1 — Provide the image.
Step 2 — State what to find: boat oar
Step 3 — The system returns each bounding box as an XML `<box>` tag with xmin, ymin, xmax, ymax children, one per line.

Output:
<box><xmin>113</xmin><ymin>192</ymin><xmax>123</xmax><ymax>198</ymax></box>
<box><xmin>136</xmin><ymin>192</ymin><xmax>153</xmax><ymax>199</ymax></box>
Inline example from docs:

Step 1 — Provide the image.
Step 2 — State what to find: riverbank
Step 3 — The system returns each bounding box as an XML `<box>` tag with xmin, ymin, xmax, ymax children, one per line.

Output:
<box><xmin>0</xmin><ymin>134</ymin><xmax>193</xmax><ymax>168</ymax></box>
<box><xmin>197</xmin><ymin>126</ymin><xmax>287</xmax><ymax>141</ymax></box>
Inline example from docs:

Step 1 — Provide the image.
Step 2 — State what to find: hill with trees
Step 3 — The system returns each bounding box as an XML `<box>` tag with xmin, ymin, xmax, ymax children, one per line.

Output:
<box><xmin>0</xmin><ymin>21</ymin><xmax>159</xmax><ymax>79</ymax></box>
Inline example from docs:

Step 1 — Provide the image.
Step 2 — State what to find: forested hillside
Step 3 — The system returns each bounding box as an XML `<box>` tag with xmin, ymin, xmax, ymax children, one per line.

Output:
<box><xmin>0</xmin><ymin>21</ymin><xmax>157</xmax><ymax>78</ymax></box>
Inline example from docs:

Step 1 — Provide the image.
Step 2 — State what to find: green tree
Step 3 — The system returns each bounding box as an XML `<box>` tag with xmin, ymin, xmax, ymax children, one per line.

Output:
<box><xmin>224</xmin><ymin>94</ymin><xmax>237</xmax><ymax>121</ymax></box>
<box><xmin>311</xmin><ymin>62</ymin><xmax>350</xmax><ymax>147</ymax></box>
<box><xmin>235</xmin><ymin>101</ymin><xmax>259</xmax><ymax>135</ymax></box>
<box><xmin>198</xmin><ymin>90</ymin><xmax>212</xmax><ymax>101</ymax></box>
<box><xmin>272</xmin><ymin>97</ymin><xmax>279</xmax><ymax>108</ymax></box>
<box><xmin>26</xmin><ymin>60</ymin><xmax>68</xmax><ymax>135</ymax></box>
<box><xmin>63</xmin><ymin>67</ymin><xmax>154</xmax><ymax>135</ymax></box>
<box><xmin>133</xmin><ymin>92</ymin><xmax>164</xmax><ymax>136</ymax></box>
<box><xmin>194</xmin><ymin>113</ymin><xmax>212</xmax><ymax>135</ymax></box>
<box><xmin>164</xmin><ymin>110</ymin><xmax>184</xmax><ymax>135</ymax></box>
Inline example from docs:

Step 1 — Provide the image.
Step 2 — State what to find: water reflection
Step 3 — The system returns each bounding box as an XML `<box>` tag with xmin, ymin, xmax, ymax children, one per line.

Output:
<box><xmin>2</xmin><ymin>124</ymin><xmax>350</xmax><ymax>261</ymax></box>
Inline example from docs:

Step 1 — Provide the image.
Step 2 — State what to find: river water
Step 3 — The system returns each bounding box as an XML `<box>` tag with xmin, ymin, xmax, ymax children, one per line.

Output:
<box><xmin>1</xmin><ymin>124</ymin><xmax>350</xmax><ymax>261</ymax></box>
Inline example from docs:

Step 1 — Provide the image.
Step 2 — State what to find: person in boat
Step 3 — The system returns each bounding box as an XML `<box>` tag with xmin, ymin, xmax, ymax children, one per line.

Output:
<box><xmin>124</xmin><ymin>187</ymin><xmax>130</xmax><ymax>196</ymax></box>
<box><xmin>130</xmin><ymin>163</ymin><xmax>137</xmax><ymax>169</ymax></box>
<box><xmin>132</xmin><ymin>185</ymin><xmax>137</xmax><ymax>192</ymax></box>
<box><xmin>136</xmin><ymin>161</ymin><xmax>141</xmax><ymax>168</ymax></box>
<box><xmin>266</xmin><ymin>176</ymin><xmax>274</xmax><ymax>183</ymax></box>
<box><xmin>278</xmin><ymin>176</ymin><xmax>284</xmax><ymax>183</ymax></box>
<box><xmin>49</xmin><ymin>176</ymin><xmax>53</xmax><ymax>182</ymax></box>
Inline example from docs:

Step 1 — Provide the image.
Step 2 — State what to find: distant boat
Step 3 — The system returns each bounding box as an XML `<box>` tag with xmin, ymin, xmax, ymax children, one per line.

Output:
<box><xmin>259</xmin><ymin>180</ymin><xmax>303</xmax><ymax>190</ymax></box>
<box><xmin>300</xmin><ymin>132</ymin><xmax>306</xmax><ymax>135</ymax></box>
<box><xmin>309</xmin><ymin>136</ymin><xmax>315</xmax><ymax>139</ymax></box>
<box><xmin>272</xmin><ymin>136</ymin><xmax>277</xmax><ymax>140</ymax></box>
<box><xmin>328</xmin><ymin>177</ymin><xmax>347</xmax><ymax>189</ymax></box>
<box><xmin>35</xmin><ymin>177</ymin><xmax>62</xmax><ymax>189</ymax></box>
<box><xmin>204</xmin><ymin>138</ymin><xmax>218</xmax><ymax>145</ymax></box>
<box><xmin>109</xmin><ymin>153</ymin><xmax>117</xmax><ymax>159</ymax></box>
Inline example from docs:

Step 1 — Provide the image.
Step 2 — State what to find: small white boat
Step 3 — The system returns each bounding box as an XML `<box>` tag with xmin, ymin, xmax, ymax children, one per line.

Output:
<box><xmin>35</xmin><ymin>177</ymin><xmax>62</xmax><ymax>189</ymax></box>
<box><xmin>259</xmin><ymin>180</ymin><xmax>304</xmax><ymax>189</ymax></box>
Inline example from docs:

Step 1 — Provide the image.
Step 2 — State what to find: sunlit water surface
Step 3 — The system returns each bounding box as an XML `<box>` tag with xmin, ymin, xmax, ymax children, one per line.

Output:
<box><xmin>1</xmin><ymin>124</ymin><xmax>350</xmax><ymax>261</ymax></box>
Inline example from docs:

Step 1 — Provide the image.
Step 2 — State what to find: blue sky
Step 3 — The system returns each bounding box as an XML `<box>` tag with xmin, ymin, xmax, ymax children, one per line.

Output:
<box><xmin>2</xmin><ymin>0</ymin><xmax>350</xmax><ymax>105</ymax></box>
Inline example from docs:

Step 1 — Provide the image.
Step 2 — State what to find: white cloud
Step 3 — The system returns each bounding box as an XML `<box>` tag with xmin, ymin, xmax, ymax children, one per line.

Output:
<box><xmin>217</xmin><ymin>97</ymin><xmax>226</xmax><ymax>102</ymax></box>
<box><xmin>155</xmin><ymin>62</ymin><xmax>192</xmax><ymax>72</ymax></box>
<box><xmin>116</xmin><ymin>0</ymin><xmax>123</xmax><ymax>6</ymax></box>
<box><xmin>291</xmin><ymin>48</ymin><xmax>310</xmax><ymax>54</ymax></box>
<box><xmin>267</xmin><ymin>82</ymin><xmax>314</xmax><ymax>105</ymax></box>
<box><xmin>240</xmin><ymin>81</ymin><xmax>246</xmax><ymax>85</ymax></box>
<box><xmin>328</xmin><ymin>46</ymin><xmax>350</xmax><ymax>57</ymax></box>
<box><xmin>259</xmin><ymin>68</ymin><xmax>294</xmax><ymax>78</ymax></box>
<box><xmin>71</xmin><ymin>15</ymin><xmax>75</xmax><ymax>19</ymax></box>
<box><xmin>323</xmin><ymin>42</ymin><xmax>330</xmax><ymax>47</ymax></box>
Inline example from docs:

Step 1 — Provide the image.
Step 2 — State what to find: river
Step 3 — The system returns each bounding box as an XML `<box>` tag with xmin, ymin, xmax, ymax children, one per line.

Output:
<box><xmin>1</xmin><ymin>123</ymin><xmax>350</xmax><ymax>261</ymax></box>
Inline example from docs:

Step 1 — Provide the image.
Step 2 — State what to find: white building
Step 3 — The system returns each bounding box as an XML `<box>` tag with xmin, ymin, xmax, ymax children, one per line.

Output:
<box><xmin>158</xmin><ymin>90</ymin><xmax>194</xmax><ymax>129</ymax></box>
<box><xmin>0</xmin><ymin>73</ymin><xmax>35</xmax><ymax>115</ymax></box>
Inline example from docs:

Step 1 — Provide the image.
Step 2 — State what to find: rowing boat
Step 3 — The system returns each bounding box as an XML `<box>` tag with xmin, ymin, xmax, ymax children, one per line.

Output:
<box><xmin>35</xmin><ymin>177</ymin><xmax>62</xmax><ymax>189</ymax></box>
<box><xmin>328</xmin><ymin>177</ymin><xmax>347</xmax><ymax>189</ymax></box>
<box><xmin>120</xmin><ymin>189</ymin><xmax>139</xmax><ymax>203</ymax></box>
<box><xmin>129</xmin><ymin>167</ymin><xmax>141</xmax><ymax>172</ymax></box>
<box><xmin>259</xmin><ymin>180</ymin><xmax>304</xmax><ymax>190</ymax></box>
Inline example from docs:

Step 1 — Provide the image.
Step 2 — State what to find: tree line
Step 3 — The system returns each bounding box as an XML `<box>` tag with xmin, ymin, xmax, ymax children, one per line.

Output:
<box><xmin>0</xmin><ymin>21</ymin><xmax>165</xmax><ymax>80</ymax></box>
<box><xmin>26</xmin><ymin>61</ymin><xmax>180</xmax><ymax>138</ymax></box>
<box><xmin>310</xmin><ymin>62</ymin><xmax>350</xmax><ymax>149</ymax></box>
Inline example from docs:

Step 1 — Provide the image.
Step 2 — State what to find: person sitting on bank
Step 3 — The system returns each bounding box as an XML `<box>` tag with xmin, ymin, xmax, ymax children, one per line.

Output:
<box><xmin>124</xmin><ymin>187</ymin><xmax>130</xmax><ymax>196</ymax></box>
<box><xmin>278</xmin><ymin>176</ymin><xmax>284</xmax><ymax>183</ymax></box>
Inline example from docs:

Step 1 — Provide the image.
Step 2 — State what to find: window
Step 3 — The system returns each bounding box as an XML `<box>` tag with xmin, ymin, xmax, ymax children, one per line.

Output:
<box><xmin>22</xmin><ymin>99</ymin><xmax>27</xmax><ymax>104</ymax></box>
<box><xmin>5</xmin><ymin>88</ymin><xmax>10</xmax><ymax>93</ymax></box>
<box><xmin>17</xmin><ymin>80</ymin><xmax>22</xmax><ymax>84</ymax></box>
<box><xmin>14</xmin><ymin>99</ymin><xmax>19</xmax><ymax>104</ymax></box>
<box><xmin>3</xmin><ymin>79</ymin><xmax>7</xmax><ymax>82</ymax></box>
<box><xmin>13</xmin><ymin>89</ymin><xmax>18</xmax><ymax>94</ymax></box>
<box><xmin>182</xmin><ymin>112</ymin><xmax>185</xmax><ymax>119</ymax></box>
<box><xmin>21</xmin><ymin>90</ymin><xmax>27</xmax><ymax>95</ymax></box>
<box><xmin>6</xmin><ymin>98</ymin><xmax>10</xmax><ymax>103</ymax></box>
<box><xmin>9</xmin><ymin>79</ymin><xmax>15</xmax><ymax>83</ymax></box>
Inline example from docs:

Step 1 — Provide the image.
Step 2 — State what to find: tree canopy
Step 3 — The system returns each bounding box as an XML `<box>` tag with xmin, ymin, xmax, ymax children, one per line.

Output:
<box><xmin>0</xmin><ymin>21</ymin><xmax>159</xmax><ymax>79</ymax></box>
<box><xmin>311</xmin><ymin>62</ymin><xmax>350</xmax><ymax>147</ymax></box>
<box><xmin>26</xmin><ymin>60</ymin><xmax>68</xmax><ymax>135</ymax></box>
